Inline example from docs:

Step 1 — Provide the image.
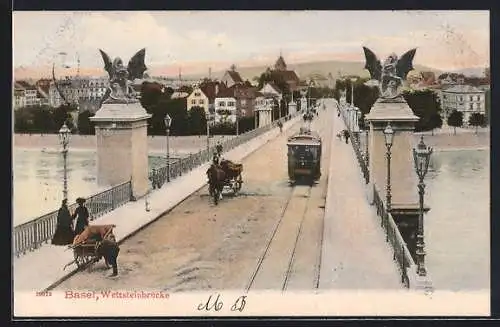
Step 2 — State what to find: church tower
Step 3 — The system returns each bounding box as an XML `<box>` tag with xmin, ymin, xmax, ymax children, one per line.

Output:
<box><xmin>274</xmin><ymin>51</ymin><xmax>287</xmax><ymax>71</ymax></box>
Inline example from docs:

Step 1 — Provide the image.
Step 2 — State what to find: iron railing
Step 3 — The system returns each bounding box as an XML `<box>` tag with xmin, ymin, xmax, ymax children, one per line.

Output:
<box><xmin>13</xmin><ymin>113</ymin><xmax>300</xmax><ymax>258</ymax></box>
<box><xmin>373</xmin><ymin>185</ymin><xmax>417</xmax><ymax>288</ymax></box>
<box><xmin>148</xmin><ymin>114</ymin><xmax>295</xmax><ymax>189</ymax></box>
<box><xmin>338</xmin><ymin>102</ymin><xmax>417</xmax><ymax>288</ymax></box>
<box><xmin>13</xmin><ymin>181</ymin><xmax>132</xmax><ymax>257</ymax></box>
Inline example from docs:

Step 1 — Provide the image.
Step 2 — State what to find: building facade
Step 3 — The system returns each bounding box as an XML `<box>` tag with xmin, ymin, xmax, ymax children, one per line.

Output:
<box><xmin>441</xmin><ymin>84</ymin><xmax>486</xmax><ymax>125</ymax></box>
<box><xmin>187</xmin><ymin>86</ymin><xmax>210</xmax><ymax>112</ymax></box>
<box><xmin>214</xmin><ymin>86</ymin><xmax>237</xmax><ymax>124</ymax></box>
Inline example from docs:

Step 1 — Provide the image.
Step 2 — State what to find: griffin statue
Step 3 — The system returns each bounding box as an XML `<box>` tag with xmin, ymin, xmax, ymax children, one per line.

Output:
<box><xmin>99</xmin><ymin>48</ymin><xmax>147</xmax><ymax>104</ymax></box>
<box><xmin>362</xmin><ymin>47</ymin><xmax>417</xmax><ymax>100</ymax></box>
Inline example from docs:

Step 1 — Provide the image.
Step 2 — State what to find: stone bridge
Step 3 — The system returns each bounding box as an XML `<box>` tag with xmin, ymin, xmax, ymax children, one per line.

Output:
<box><xmin>13</xmin><ymin>98</ymin><xmax>432</xmax><ymax>313</ymax></box>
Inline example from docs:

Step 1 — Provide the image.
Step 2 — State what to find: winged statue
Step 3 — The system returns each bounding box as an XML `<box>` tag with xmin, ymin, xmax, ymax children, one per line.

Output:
<box><xmin>99</xmin><ymin>48</ymin><xmax>147</xmax><ymax>104</ymax></box>
<box><xmin>362</xmin><ymin>47</ymin><xmax>416</xmax><ymax>99</ymax></box>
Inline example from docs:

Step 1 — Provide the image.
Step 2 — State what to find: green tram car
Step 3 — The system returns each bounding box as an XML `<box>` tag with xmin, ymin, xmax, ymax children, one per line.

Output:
<box><xmin>286</xmin><ymin>127</ymin><xmax>322</xmax><ymax>183</ymax></box>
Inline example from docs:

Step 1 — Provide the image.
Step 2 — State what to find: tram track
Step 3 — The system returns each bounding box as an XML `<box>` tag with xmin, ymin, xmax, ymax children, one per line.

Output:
<box><xmin>245</xmin><ymin>184</ymin><xmax>313</xmax><ymax>292</ymax></box>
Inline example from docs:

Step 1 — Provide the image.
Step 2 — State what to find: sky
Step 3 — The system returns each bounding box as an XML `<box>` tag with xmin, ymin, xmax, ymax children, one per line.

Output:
<box><xmin>13</xmin><ymin>11</ymin><xmax>490</xmax><ymax>78</ymax></box>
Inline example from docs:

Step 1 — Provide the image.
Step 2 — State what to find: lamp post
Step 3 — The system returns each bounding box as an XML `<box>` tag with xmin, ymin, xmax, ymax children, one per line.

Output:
<box><xmin>206</xmin><ymin>111</ymin><xmax>210</xmax><ymax>153</ymax></box>
<box><xmin>413</xmin><ymin>135</ymin><xmax>433</xmax><ymax>278</ymax></box>
<box><xmin>164</xmin><ymin>114</ymin><xmax>172</xmax><ymax>183</ymax></box>
<box><xmin>58</xmin><ymin>122</ymin><xmax>71</xmax><ymax>201</ymax></box>
<box><xmin>383</xmin><ymin>123</ymin><xmax>394</xmax><ymax>212</ymax></box>
<box><xmin>350</xmin><ymin>77</ymin><xmax>357</xmax><ymax>107</ymax></box>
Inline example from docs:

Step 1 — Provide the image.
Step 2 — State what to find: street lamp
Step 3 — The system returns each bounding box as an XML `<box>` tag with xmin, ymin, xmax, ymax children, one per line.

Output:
<box><xmin>383</xmin><ymin>122</ymin><xmax>394</xmax><ymax>212</ymax></box>
<box><xmin>350</xmin><ymin>77</ymin><xmax>357</xmax><ymax>107</ymax></box>
<box><xmin>413</xmin><ymin>135</ymin><xmax>433</xmax><ymax>277</ymax></box>
<box><xmin>164</xmin><ymin>114</ymin><xmax>172</xmax><ymax>183</ymax></box>
<box><xmin>206</xmin><ymin>110</ymin><xmax>211</xmax><ymax>153</ymax></box>
<box><xmin>58</xmin><ymin>122</ymin><xmax>71</xmax><ymax>201</ymax></box>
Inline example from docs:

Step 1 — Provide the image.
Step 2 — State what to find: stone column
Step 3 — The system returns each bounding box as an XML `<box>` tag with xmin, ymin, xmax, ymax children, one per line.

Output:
<box><xmin>90</xmin><ymin>101</ymin><xmax>152</xmax><ymax>200</ymax></box>
<box><xmin>288</xmin><ymin>101</ymin><xmax>297</xmax><ymax>116</ymax></box>
<box><xmin>365</xmin><ymin>97</ymin><xmax>419</xmax><ymax>205</ymax></box>
<box><xmin>365</xmin><ymin>97</ymin><xmax>429</xmax><ymax>262</ymax></box>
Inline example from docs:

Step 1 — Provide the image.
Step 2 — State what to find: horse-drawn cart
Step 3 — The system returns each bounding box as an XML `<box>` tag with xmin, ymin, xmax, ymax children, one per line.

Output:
<box><xmin>207</xmin><ymin>159</ymin><xmax>243</xmax><ymax>205</ymax></box>
<box><xmin>64</xmin><ymin>224</ymin><xmax>117</xmax><ymax>270</ymax></box>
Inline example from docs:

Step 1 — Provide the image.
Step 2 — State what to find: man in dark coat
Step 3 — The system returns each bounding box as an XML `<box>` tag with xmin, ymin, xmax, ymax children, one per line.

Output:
<box><xmin>216</xmin><ymin>142</ymin><xmax>223</xmax><ymax>157</ymax></box>
<box><xmin>72</xmin><ymin>197</ymin><xmax>90</xmax><ymax>235</ymax></box>
<box><xmin>343</xmin><ymin>129</ymin><xmax>350</xmax><ymax>144</ymax></box>
<box><xmin>97</xmin><ymin>238</ymin><xmax>120</xmax><ymax>277</ymax></box>
<box><xmin>51</xmin><ymin>199</ymin><xmax>74</xmax><ymax>245</ymax></box>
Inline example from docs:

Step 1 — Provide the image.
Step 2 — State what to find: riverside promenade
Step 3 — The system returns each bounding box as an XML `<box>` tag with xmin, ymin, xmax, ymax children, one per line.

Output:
<box><xmin>319</xmin><ymin>100</ymin><xmax>402</xmax><ymax>289</ymax></box>
<box><xmin>13</xmin><ymin>114</ymin><xmax>303</xmax><ymax>293</ymax></box>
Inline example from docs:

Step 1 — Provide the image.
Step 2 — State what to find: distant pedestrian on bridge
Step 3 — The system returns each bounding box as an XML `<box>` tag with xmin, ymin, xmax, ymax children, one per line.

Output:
<box><xmin>51</xmin><ymin>199</ymin><xmax>74</xmax><ymax>246</ymax></box>
<box><xmin>216</xmin><ymin>141</ymin><xmax>223</xmax><ymax>156</ymax></box>
<box><xmin>72</xmin><ymin>197</ymin><xmax>90</xmax><ymax>235</ymax></box>
<box><xmin>277</xmin><ymin>120</ymin><xmax>283</xmax><ymax>133</ymax></box>
<box><xmin>343</xmin><ymin>129</ymin><xmax>350</xmax><ymax>144</ymax></box>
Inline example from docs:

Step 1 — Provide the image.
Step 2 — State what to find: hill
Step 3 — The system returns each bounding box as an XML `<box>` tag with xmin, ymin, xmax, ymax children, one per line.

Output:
<box><xmin>178</xmin><ymin>60</ymin><xmax>442</xmax><ymax>82</ymax></box>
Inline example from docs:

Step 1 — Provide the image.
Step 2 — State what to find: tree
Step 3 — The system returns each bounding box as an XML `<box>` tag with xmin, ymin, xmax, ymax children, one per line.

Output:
<box><xmin>188</xmin><ymin>106</ymin><xmax>207</xmax><ymax>135</ymax></box>
<box><xmin>402</xmin><ymin>89</ymin><xmax>442</xmax><ymax>132</ymax></box>
<box><xmin>77</xmin><ymin>110</ymin><xmax>96</xmax><ymax>135</ymax></box>
<box><xmin>485</xmin><ymin>89</ymin><xmax>490</xmax><ymax>125</ymax></box>
<box><xmin>468</xmin><ymin>112</ymin><xmax>485</xmax><ymax>134</ymax></box>
<box><xmin>447</xmin><ymin>110</ymin><xmax>464</xmax><ymax>135</ymax></box>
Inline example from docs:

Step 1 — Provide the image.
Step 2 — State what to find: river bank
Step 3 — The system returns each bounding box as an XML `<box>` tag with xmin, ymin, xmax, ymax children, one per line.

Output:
<box><xmin>13</xmin><ymin>133</ymin><xmax>235</xmax><ymax>154</ymax></box>
<box><xmin>412</xmin><ymin>130</ymin><xmax>489</xmax><ymax>151</ymax></box>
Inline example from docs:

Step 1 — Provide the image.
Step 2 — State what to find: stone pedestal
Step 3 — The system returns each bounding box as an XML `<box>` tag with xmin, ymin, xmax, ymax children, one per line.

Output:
<box><xmin>288</xmin><ymin>101</ymin><xmax>297</xmax><ymax>116</ymax></box>
<box><xmin>300</xmin><ymin>96</ymin><xmax>307</xmax><ymax>112</ymax></box>
<box><xmin>365</xmin><ymin>97</ymin><xmax>420</xmax><ymax>208</ymax></box>
<box><xmin>90</xmin><ymin>101</ymin><xmax>152</xmax><ymax>200</ymax></box>
<box><xmin>366</xmin><ymin>97</ymin><xmax>432</xmax><ymax>260</ymax></box>
<box><xmin>256</xmin><ymin>101</ymin><xmax>273</xmax><ymax>128</ymax></box>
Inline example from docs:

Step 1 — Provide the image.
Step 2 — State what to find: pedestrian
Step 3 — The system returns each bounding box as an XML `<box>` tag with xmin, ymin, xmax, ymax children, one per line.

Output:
<box><xmin>216</xmin><ymin>142</ymin><xmax>223</xmax><ymax>156</ymax></box>
<box><xmin>97</xmin><ymin>238</ymin><xmax>120</xmax><ymax>277</ymax></box>
<box><xmin>343</xmin><ymin>129</ymin><xmax>350</xmax><ymax>144</ymax></box>
<box><xmin>72</xmin><ymin>197</ymin><xmax>90</xmax><ymax>235</ymax></box>
<box><xmin>277</xmin><ymin>120</ymin><xmax>283</xmax><ymax>133</ymax></box>
<box><xmin>51</xmin><ymin>199</ymin><xmax>74</xmax><ymax>246</ymax></box>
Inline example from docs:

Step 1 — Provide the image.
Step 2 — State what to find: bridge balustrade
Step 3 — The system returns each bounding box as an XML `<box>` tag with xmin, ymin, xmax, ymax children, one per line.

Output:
<box><xmin>13</xmin><ymin>181</ymin><xmax>132</xmax><ymax>257</ymax></box>
<box><xmin>338</xmin><ymin>100</ymin><xmax>417</xmax><ymax>288</ymax></box>
<box><xmin>14</xmin><ymin>113</ymin><xmax>297</xmax><ymax>258</ymax></box>
<box><xmin>372</xmin><ymin>185</ymin><xmax>417</xmax><ymax>288</ymax></box>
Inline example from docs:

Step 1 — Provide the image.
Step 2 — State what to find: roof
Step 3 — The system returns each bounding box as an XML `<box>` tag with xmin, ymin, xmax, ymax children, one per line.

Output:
<box><xmin>275</xmin><ymin>55</ymin><xmax>287</xmax><ymax>70</ymax></box>
<box><xmin>225</xmin><ymin>70</ymin><xmax>244</xmax><ymax>83</ymax></box>
<box><xmin>233</xmin><ymin>84</ymin><xmax>258</xmax><ymax>99</ymax></box>
<box><xmin>442</xmin><ymin>84</ymin><xmax>484</xmax><ymax>94</ymax></box>
<box><xmin>261</xmin><ymin>82</ymin><xmax>282</xmax><ymax>94</ymax></box>
<box><xmin>215</xmin><ymin>86</ymin><xmax>236</xmax><ymax>98</ymax></box>
<box><xmin>270</xmin><ymin>70</ymin><xmax>300</xmax><ymax>83</ymax></box>
<box><xmin>16</xmin><ymin>80</ymin><xmax>36</xmax><ymax>90</ymax></box>
<box><xmin>199</xmin><ymin>81</ymin><xmax>221</xmax><ymax>102</ymax></box>
<box><xmin>171</xmin><ymin>91</ymin><xmax>189</xmax><ymax>99</ymax></box>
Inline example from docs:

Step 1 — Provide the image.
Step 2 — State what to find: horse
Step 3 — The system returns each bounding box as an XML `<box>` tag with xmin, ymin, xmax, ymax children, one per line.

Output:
<box><xmin>206</xmin><ymin>164</ymin><xmax>226</xmax><ymax>205</ymax></box>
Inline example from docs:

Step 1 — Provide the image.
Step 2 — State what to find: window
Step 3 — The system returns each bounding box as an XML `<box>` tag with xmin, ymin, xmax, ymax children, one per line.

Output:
<box><xmin>470</xmin><ymin>103</ymin><xmax>473</xmax><ymax>110</ymax></box>
<box><xmin>191</xmin><ymin>100</ymin><xmax>196</xmax><ymax>105</ymax></box>
<box><xmin>199</xmin><ymin>99</ymin><xmax>204</xmax><ymax>105</ymax></box>
<box><xmin>194</xmin><ymin>92</ymin><xmax>201</xmax><ymax>96</ymax></box>
<box><xmin>218</xmin><ymin>101</ymin><xmax>226</xmax><ymax>107</ymax></box>
<box><xmin>241</xmin><ymin>99</ymin><xmax>247</xmax><ymax>106</ymax></box>
<box><xmin>227</xmin><ymin>101</ymin><xmax>235</xmax><ymax>107</ymax></box>
<box><xmin>470</xmin><ymin>96</ymin><xmax>473</xmax><ymax>101</ymax></box>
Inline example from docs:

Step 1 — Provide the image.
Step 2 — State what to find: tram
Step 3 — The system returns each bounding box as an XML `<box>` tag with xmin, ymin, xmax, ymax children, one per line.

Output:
<box><xmin>286</xmin><ymin>126</ymin><xmax>322</xmax><ymax>183</ymax></box>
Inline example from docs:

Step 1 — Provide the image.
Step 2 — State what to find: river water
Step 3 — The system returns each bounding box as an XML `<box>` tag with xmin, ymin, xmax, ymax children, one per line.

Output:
<box><xmin>425</xmin><ymin>149</ymin><xmax>490</xmax><ymax>291</ymax></box>
<box><xmin>13</xmin><ymin>149</ymin><xmax>167</xmax><ymax>226</ymax></box>
<box><xmin>12</xmin><ymin>147</ymin><xmax>489</xmax><ymax>291</ymax></box>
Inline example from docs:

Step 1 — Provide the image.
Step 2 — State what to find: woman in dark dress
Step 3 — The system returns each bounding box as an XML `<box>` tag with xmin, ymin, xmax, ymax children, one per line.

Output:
<box><xmin>72</xmin><ymin>197</ymin><xmax>90</xmax><ymax>235</ymax></box>
<box><xmin>51</xmin><ymin>199</ymin><xmax>74</xmax><ymax>245</ymax></box>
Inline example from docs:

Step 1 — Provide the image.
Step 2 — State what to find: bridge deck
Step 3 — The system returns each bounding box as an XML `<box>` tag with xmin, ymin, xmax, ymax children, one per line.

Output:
<box><xmin>319</xmin><ymin>101</ymin><xmax>402</xmax><ymax>289</ymax></box>
<box><xmin>13</xmin><ymin>115</ymin><xmax>301</xmax><ymax>293</ymax></box>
